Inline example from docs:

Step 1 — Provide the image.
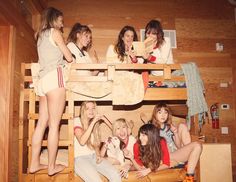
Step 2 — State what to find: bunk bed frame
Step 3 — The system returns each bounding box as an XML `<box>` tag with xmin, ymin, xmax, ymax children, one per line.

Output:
<box><xmin>18</xmin><ymin>63</ymin><xmax>199</xmax><ymax>182</ymax></box>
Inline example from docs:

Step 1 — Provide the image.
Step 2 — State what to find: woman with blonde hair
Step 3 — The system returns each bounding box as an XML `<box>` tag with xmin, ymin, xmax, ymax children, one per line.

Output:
<box><xmin>74</xmin><ymin>101</ymin><xmax>121</xmax><ymax>182</ymax></box>
<box><xmin>101</xmin><ymin>118</ymin><xmax>136</xmax><ymax>178</ymax></box>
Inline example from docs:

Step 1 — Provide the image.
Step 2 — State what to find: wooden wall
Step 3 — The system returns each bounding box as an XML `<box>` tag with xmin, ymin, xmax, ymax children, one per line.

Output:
<box><xmin>0</xmin><ymin>0</ymin><xmax>236</xmax><ymax>181</ymax></box>
<box><xmin>0</xmin><ymin>0</ymin><xmax>38</xmax><ymax>181</ymax></box>
<box><xmin>47</xmin><ymin>0</ymin><xmax>236</xmax><ymax>176</ymax></box>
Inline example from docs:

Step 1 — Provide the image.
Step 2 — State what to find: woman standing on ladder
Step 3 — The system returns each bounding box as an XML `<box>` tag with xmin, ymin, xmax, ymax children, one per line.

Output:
<box><xmin>29</xmin><ymin>7</ymin><xmax>74</xmax><ymax>175</ymax></box>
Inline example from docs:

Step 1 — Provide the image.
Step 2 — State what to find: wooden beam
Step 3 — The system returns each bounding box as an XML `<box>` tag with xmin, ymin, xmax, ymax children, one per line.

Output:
<box><xmin>26</xmin><ymin>0</ymin><xmax>46</xmax><ymax>14</ymax></box>
<box><xmin>0</xmin><ymin>0</ymin><xmax>34</xmax><ymax>33</ymax></box>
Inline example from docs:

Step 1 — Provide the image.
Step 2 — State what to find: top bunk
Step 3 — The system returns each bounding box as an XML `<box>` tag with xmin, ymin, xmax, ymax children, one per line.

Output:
<box><xmin>21</xmin><ymin>63</ymin><xmax>188</xmax><ymax>103</ymax></box>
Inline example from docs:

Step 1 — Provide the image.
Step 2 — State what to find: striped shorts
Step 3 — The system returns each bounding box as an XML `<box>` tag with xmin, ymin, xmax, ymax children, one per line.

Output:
<box><xmin>37</xmin><ymin>66</ymin><xmax>65</xmax><ymax>96</ymax></box>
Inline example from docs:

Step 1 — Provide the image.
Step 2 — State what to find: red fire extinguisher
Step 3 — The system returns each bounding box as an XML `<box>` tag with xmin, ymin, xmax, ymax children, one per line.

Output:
<box><xmin>210</xmin><ymin>103</ymin><xmax>219</xmax><ymax>129</ymax></box>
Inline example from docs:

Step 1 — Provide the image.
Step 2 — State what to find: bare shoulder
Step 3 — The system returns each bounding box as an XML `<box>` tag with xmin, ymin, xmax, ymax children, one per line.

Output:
<box><xmin>52</xmin><ymin>28</ymin><xmax>63</xmax><ymax>40</ymax></box>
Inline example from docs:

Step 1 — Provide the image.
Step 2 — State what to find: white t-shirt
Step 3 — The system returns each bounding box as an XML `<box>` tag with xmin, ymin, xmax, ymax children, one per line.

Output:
<box><xmin>150</xmin><ymin>37</ymin><xmax>174</xmax><ymax>76</ymax></box>
<box><xmin>74</xmin><ymin>117</ymin><xmax>95</xmax><ymax>158</ymax></box>
<box><xmin>67</xmin><ymin>42</ymin><xmax>93</xmax><ymax>76</ymax></box>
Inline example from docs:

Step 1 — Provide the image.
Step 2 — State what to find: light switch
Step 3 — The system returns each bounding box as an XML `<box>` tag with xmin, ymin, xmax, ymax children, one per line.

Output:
<box><xmin>221</xmin><ymin>127</ymin><xmax>229</xmax><ymax>134</ymax></box>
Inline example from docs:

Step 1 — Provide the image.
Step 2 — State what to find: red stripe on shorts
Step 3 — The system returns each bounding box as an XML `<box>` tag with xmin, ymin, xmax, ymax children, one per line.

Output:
<box><xmin>57</xmin><ymin>67</ymin><xmax>64</xmax><ymax>88</ymax></box>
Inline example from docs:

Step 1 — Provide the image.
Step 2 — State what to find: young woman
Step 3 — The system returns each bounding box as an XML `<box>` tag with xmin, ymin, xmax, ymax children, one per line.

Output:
<box><xmin>100</xmin><ymin>118</ymin><xmax>136</xmax><ymax>178</ymax></box>
<box><xmin>151</xmin><ymin>102</ymin><xmax>191</xmax><ymax>152</ymax></box>
<box><xmin>130</xmin><ymin>124</ymin><xmax>170</xmax><ymax>177</ymax></box>
<box><xmin>67</xmin><ymin>23</ymin><xmax>99</xmax><ymax>76</ymax></box>
<box><xmin>150</xmin><ymin>102</ymin><xmax>202</xmax><ymax>182</ymax></box>
<box><xmin>106</xmin><ymin>25</ymin><xmax>142</xmax><ymax>64</ymax></box>
<box><xmin>29</xmin><ymin>7</ymin><xmax>74</xmax><ymax>175</ymax></box>
<box><xmin>128</xmin><ymin>123</ymin><xmax>201</xmax><ymax>182</ymax></box>
<box><xmin>74</xmin><ymin>101</ymin><xmax>121</xmax><ymax>182</ymax></box>
<box><xmin>144</xmin><ymin>20</ymin><xmax>174</xmax><ymax>76</ymax></box>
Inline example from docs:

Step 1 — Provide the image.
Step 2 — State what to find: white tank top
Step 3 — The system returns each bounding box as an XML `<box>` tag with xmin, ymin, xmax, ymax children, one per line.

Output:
<box><xmin>37</xmin><ymin>28</ymin><xmax>64</xmax><ymax>78</ymax></box>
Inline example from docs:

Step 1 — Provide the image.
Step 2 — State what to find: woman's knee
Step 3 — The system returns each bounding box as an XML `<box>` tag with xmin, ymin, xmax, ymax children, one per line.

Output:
<box><xmin>178</xmin><ymin>123</ymin><xmax>188</xmax><ymax>132</ymax></box>
<box><xmin>192</xmin><ymin>141</ymin><xmax>202</xmax><ymax>152</ymax></box>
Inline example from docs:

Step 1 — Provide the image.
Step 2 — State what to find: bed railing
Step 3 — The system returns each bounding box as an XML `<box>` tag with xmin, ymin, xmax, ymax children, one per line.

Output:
<box><xmin>22</xmin><ymin>63</ymin><xmax>187</xmax><ymax>101</ymax></box>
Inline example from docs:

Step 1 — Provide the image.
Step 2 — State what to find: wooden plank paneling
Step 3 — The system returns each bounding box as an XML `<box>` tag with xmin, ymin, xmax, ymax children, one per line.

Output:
<box><xmin>176</xmin><ymin>18</ymin><xmax>236</xmax><ymax>39</ymax></box>
<box><xmin>176</xmin><ymin>38</ymin><xmax>236</xmax><ymax>53</ymax></box>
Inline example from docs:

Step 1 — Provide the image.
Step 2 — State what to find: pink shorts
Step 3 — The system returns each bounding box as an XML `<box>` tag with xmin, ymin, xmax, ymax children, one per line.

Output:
<box><xmin>37</xmin><ymin>66</ymin><xmax>65</xmax><ymax>96</ymax></box>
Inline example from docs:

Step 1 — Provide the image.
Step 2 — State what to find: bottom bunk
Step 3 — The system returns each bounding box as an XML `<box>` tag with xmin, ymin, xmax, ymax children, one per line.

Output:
<box><xmin>22</xmin><ymin>168</ymin><xmax>186</xmax><ymax>182</ymax></box>
<box><xmin>19</xmin><ymin>100</ymin><xmax>201</xmax><ymax>182</ymax></box>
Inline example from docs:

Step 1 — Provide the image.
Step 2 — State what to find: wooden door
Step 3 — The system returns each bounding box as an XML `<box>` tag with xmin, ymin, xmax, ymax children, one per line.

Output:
<box><xmin>0</xmin><ymin>25</ymin><xmax>15</xmax><ymax>182</ymax></box>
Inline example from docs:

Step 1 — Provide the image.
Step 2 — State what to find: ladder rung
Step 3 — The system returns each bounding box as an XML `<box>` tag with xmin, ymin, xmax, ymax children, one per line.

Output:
<box><xmin>28</xmin><ymin>140</ymin><xmax>73</xmax><ymax>147</ymax></box>
<box><xmin>28</xmin><ymin>167</ymin><xmax>73</xmax><ymax>174</ymax></box>
<box><xmin>28</xmin><ymin>113</ymin><xmax>74</xmax><ymax>120</ymax></box>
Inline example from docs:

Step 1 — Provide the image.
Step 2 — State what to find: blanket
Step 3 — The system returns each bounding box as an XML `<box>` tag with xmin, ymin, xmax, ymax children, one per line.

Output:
<box><xmin>66</xmin><ymin>81</ymin><xmax>112</xmax><ymax>98</ymax></box>
<box><xmin>112</xmin><ymin>71</ymin><xmax>144</xmax><ymax>105</ymax></box>
<box><xmin>181</xmin><ymin>62</ymin><xmax>208</xmax><ymax>116</ymax></box>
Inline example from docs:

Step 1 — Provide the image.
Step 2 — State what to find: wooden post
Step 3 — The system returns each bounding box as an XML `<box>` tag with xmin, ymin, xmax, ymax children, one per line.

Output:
<box><xmin>27</xmin><ymin>89</ymin><xmax>36</xmax><ymax>172</ymax></box>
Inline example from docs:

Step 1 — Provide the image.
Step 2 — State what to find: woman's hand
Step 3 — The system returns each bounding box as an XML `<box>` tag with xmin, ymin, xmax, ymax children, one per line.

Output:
<box><xmin>119</xmin><ymin>163</ymin><xmax>130</xmax><ymax>178</ymax></box>
<box><xmin>136</xmin><ymin>167</ymin><xmax>151</xmax><ymax>178</ymax></box>
<box><xmin>123</xmin><ymin>149</ymin><xmax>133</xmax><ymax>160</ymax></box>
<box><xmin>96</xmin><ymin>156</ymin><xmax>103</xmax><ymax>164</ymax></box>
<box><xmin>170</xmin><ymin>124</ymin><xmax>178</xmax><ymax>134</ymax></box>
<box><xmin>125</xmin><ymin>45</ymin><xmax>138</xmax><ymax>63</ymax></box>
<box><xmin>92</xmin><ymin>114</ymin><xmax>103</xmax><ymax>124</ymax></box>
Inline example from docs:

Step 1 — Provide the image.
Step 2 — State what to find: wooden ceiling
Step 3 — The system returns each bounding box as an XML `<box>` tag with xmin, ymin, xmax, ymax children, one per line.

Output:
<box><xmin>0</xmin><ymin>13</ymin><xmax>9</xmax><ymax>26</ymax></box>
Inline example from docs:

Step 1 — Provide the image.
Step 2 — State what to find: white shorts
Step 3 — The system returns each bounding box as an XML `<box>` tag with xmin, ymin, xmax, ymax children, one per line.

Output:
<box><xmin>37</xmin><ymin>66</ymin><xmax>65</xmax><ymax>96</ymax></box>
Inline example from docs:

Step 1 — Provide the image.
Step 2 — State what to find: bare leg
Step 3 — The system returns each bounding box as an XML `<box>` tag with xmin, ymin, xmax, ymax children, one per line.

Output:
<box><xmin>177</xmin><ymin>123</ymin><xmax>191</xmax><ymax>146</ymax></box>
<box><xmin>170</xmin><ymin>142</ymin><xmax>202</xmax><ymax>174</ymax></box>
<box><xmin>47</xmin><ymin>88</ymin><xmax>66</xmax><ymax>175</ymax></box>
<box><xmin>29</xmin><ymin>96</ymin><xmax>49</xmax><ymax>173</ymax></box>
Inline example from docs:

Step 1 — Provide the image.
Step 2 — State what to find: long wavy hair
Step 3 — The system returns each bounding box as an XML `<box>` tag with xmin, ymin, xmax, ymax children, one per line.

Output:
<box><xmin>145</xmin><ymin>20</ymin><xmax>164</xmax><ymax>48</ymax></box>
<box><xmin>36</xmin><ymin>7</ymin><xmax>63</xmax><ymax>40</ymax></box>
<box><xmin>67</xmin><ymin>23</ymin><xmax>92</xmax><ymax>51</ymax></box>
<box><xmin>80</xmin><ymin>101</ymin><xmax>101</xmax><ymax>149</ymax></box>
<box><xmin>114</xmin><ymin>25</ymin><xmax>138</xmax><ymax>62</ymax></box>
<box><xmin>150</xmin><ymin>102</ymin><xmax>172</xmax><ymax>129</ymax></box>
<box><xmin>138</xmin><ymin>124</ymin><xmax>162</xmax><ymax>171</ymax></box>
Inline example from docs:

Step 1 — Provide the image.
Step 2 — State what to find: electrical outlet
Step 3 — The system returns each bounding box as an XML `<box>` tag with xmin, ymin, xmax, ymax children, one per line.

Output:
<box><xmin>221</xmin><ymin>104</ymin><xmax>230</xmax><ymax>110</ymax></box>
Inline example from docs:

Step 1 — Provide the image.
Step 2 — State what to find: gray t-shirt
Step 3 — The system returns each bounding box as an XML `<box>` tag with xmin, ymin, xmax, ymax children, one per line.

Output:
<box><xmin>160</xmin><ymin>124</ymin><xmax>177</xmax><ymax>153</ymax></box>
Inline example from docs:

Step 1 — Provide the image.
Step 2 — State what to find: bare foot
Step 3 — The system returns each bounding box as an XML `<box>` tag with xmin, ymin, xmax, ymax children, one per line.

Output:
<box><xmin>48</xmin><ymin>164</ymin><xmax>65</xmax><ymax>176</ymax></box>
<box><xmin>29</xmin><ymin>164</ymin><xmax>48</xmax><ymax>173</ymax></box>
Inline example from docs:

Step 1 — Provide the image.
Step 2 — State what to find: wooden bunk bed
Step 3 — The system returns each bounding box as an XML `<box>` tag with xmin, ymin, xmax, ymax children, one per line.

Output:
<box><xmin>18</xmin><ymin>63</ymin><xmax>200</xmax><ymax>182</ymax></box>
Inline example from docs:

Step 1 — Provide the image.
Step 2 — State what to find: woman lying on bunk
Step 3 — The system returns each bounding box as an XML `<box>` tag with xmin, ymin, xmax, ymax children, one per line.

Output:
<box><xmin>67</xmin><ymin>23</ymin><xmax>100</xmax><ymax>76</ymax></box>
<box><xmin>100</xmin><ymin>118</ymin><xmax>136</xmax><ymax>178</ymax></box>
<box><xmin>139</xmin><ymin>102</ymin><xmax>202</xmax><ymax>182</ymax></box>
<box><xmin>106</xmin><ymin>25</ymin><xmax>143</xmax><ymax>64</ymax></box>
<box><xmin>126</xmin><ymin>123</ymin><xmax>201</xmax><ymax>182</ymax></box>
<box><xmin>74</xmin><ymin>101</ymin><xmax>121</xmax><ymax>182</ymax></box>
